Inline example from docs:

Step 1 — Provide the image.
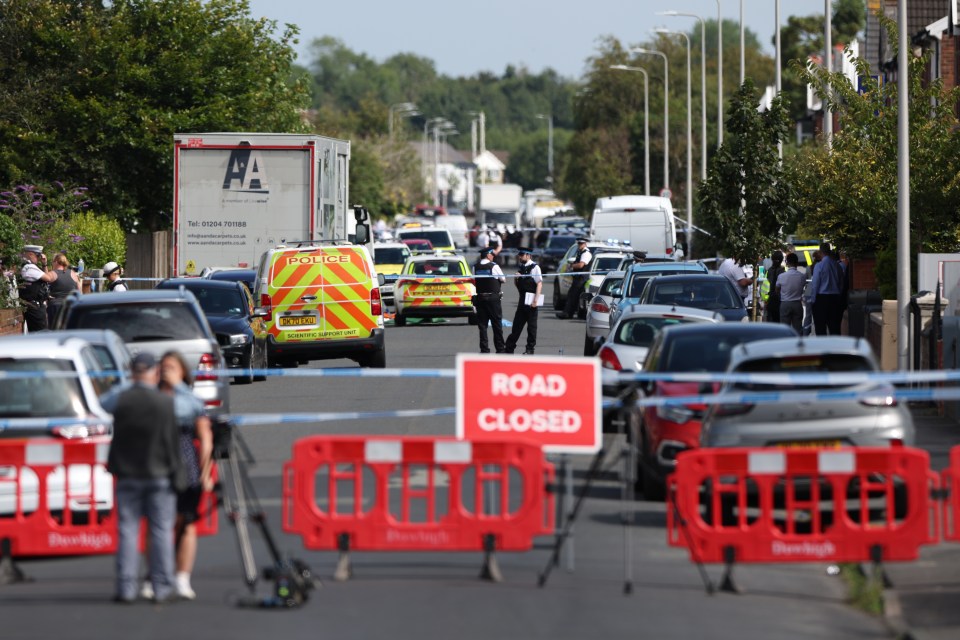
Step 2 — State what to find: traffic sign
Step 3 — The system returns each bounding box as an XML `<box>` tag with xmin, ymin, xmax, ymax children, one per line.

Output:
<box><xmin>659</xmin><ymin>188</ymin><xmax>672</xmax><ymax>200</ymax></box>
<box><xmin>456</xmin><ymin>354</ymin><xmax>601</xmax><ymax>454</ymax></box>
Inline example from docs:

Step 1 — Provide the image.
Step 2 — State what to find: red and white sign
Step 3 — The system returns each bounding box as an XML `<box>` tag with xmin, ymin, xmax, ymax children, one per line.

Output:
<box><xmin>456</xmin><ymin>354</ymin><xmax>601</xmax><ymax>454</ymax></box>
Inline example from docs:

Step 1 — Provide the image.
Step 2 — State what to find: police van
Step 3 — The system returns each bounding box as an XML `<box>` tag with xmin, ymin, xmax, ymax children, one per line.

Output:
<box><xmin>253</xmin><ymin>241</ymin><xmax>386</xmax><ymax>368</ymax></box>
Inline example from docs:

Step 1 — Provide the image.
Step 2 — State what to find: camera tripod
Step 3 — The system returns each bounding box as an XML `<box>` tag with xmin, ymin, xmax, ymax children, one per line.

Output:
<box><xmin>213</xmin><ymin>419</ymin><xmax>317</xmax><ymax>608</ymax></box>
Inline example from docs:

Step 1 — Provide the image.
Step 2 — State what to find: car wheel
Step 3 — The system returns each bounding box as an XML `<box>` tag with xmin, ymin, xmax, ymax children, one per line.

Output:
<box><xmin>576</xmin><ymin>300</ymin><xmax>587</xmax><ymax>320</ymax></box>
<box><xmin>583</xmin><ymin>334</ymin><xmax>595</xmax><ymax>356</ymax></box>
<box><xmin>254</xmin><ymin>345</ymin><xmax>267</xmax><ymax>381</ymax></box>
<box><xmin>234</xmin><ymin>353</ymin><xmax>254</xmax><ymax>385</ymax></box>
<box><xmin>467</xmin><ymin>313</ymin><xmax>478</xmax><ymax>325</ymax></box>
<box><xmin>552</xmin><ymin>283</ymin><xmax>562</xmax><ymax>310</ymax></box>
<box><xmin>361</xmin><ymin>348</ymin><xmax>387</xmax><ymax>369</ymax></box>
<box><xmin>395</xmin><ymin>313</ymin><xmax>406</xmax><ymax>327</ymax></box>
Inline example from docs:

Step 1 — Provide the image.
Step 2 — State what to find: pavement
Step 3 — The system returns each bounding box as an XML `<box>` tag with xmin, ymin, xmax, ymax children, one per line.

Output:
<box><xmin>883</xmin><ymin>411</ymin><xmax>960</xmax><ymax>640</ymax></box>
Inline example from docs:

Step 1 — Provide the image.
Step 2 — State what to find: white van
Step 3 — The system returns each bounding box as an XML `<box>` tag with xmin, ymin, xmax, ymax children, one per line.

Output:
<box><xmin>433</xmin><ymin>214</ymin><xmax>469</xmax><ymax>249</ymax></box>
<box><xmin>591</xmin><ymin>195</ymin><xmax>681</xmax><ymax>259</ymax></box>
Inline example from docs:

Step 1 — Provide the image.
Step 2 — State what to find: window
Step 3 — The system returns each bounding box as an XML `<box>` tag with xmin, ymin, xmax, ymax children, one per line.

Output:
<box><xmin>0</xmin><ymin>359</ymin><xmax>87</xmax><ymax>418</ymax></box>
<box><xmin>374</xmin><ymin>247</ymin><xmax>411</xmax><ymax>264</ymax></box>
<box><xmin>70</xmin><ymin>303</ymin><xmax>206</xmax><ymax>342</ymax></box>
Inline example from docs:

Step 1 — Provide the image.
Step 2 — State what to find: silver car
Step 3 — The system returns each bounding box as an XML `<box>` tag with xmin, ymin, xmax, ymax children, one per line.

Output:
<box><xmin>700</xmin><ymin>336</ymin><xmax>915</xmax><ymax>449</ymax></box>
<box><xmin>583</xmin><ymin>271</ymin><xmax>625</xmax><ymax>356</ymax></box>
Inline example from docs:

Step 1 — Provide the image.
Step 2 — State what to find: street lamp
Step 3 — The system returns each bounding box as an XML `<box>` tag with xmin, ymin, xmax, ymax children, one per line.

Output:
<box><xmin>824</xmin><ymin>0</ymin><xmax>833</xmax><ymax>148</ymax></box>
<box><xmin>740</xmin><ymin>0</ymin><xmax>745</xmax><ymax>84</ymax></box>
<box><xmin>423</xmin><ymin>117</ymin><xmax>447</xmax><ymax>199</ymax></box>
<box><xmin>715</xmin><ymin>0</ymin><xmax>723</xmax><ymax>146</ymax></box>
<box><xmin>610</xmin><ymin>65</ymin><xmax>650</xmax><ymax>196</ymax></box>
<box><xmin>469</xmin><ymin>111</ymin><xmax>487</xmax><ymax>183</ymax></box>
<box><xmin>535</xmin><ymin>113</ymin><xmax>554</xmax><ymax>187</ymax></box>
<box><xmin>658</xmin><ymin>11</ymin><xmax>707</xmax><ymax>181</ymax></box>
<box><xmin>389</xmin><ymin>102</ymin><xmax>418</xmax><ymax>139</ymax></box>
<box><xmin>775</xmin><ymin>0</ymin><xmax>782</xmax><ymax>159</ymax></box>
<box><xmin>432</xmin><ymin>120</ymin><xmax>457</xmax><ymax>207</ymax></box>
<box><xmin>654</xmin><ymin>28</ymin><xmax>693</xmax><ymax>255</ymax></box>
<box><xmin>632</xmin><ymin>47</ymin><xmax>669</xmax><ymax>190</ymax></box>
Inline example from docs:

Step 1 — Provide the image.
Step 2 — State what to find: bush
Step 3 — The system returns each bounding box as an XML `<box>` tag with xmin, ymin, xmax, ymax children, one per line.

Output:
<box><xmin>65</xmin><ymin>212</ymin><xmax>126</xmax><ymax>270</ymax></box>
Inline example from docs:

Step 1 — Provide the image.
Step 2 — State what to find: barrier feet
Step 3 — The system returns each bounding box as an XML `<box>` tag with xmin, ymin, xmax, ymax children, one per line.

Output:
<box><xmin>479</xmin><ymin>534</ymin><xmax>503</xmax><ymax>583</ymax></box>
<box><xmin>870</xmin><ymin>545</ymin><xmax>893</xmax><ymax>589</ymax></box>
<box><xmin>0</xmin><ymin>538</ymin><xmax>27</xmax><ymax>585</ymax></box>
<box><xmin>334</xmin><ymin>533</ymin><xmax>352</xmax><ymax>582</ymax></box>
<box><xmin>718</xmin><ymin>547</ymin><xmax>743</xmax><ymax>594</ymax></box>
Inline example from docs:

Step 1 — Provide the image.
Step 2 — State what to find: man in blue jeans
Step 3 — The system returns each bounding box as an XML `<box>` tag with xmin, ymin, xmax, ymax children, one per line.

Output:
<box><xmin>105</xmin><ymin>352</ymin><xmax>183</xmax><ymax>603</ymax></box>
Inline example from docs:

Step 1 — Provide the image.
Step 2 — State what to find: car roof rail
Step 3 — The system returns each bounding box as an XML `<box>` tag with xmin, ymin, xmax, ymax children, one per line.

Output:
<box><xmin>279</xmin><ymin>239</ymin><xmax>354</xmax><ymax>248</ymax></box>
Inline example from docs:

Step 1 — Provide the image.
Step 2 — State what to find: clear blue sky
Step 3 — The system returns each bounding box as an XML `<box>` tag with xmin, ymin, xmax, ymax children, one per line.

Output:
<box><xmin>247</xmin><ymin>0</ymin><xmax>833</xmax><ymax>79</ymax></box>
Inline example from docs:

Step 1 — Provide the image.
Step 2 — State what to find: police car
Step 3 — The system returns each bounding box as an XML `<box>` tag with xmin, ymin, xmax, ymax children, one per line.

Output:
<box><xmin>391</xmin><ymin>253</ymin><xmax>476</xmax><ymax>327</ymax></box>
<box><xmin>373</xmin><ymin>242</ymin><xmax>412</xmax><ymax>311</ymax></box>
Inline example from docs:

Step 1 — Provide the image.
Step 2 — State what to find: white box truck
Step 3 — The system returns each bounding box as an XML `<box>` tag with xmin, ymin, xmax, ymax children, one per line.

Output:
<box><xmin>173</xmin><ymin>132</ymin><xmax>359</xmax><ymax>275</ymax></box>
<box><xmin>475</xmin><ymin>183</ymin><xmax>523</xmax><ymax>228</ymax></box>
<box><xmin>590</xmin><ymin>195</ymin><xmax>682</xmax><ymax>259</ymax></box>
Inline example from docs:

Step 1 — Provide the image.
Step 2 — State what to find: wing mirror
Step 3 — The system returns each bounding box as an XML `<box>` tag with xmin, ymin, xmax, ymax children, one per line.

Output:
<box><xmin>377</xmin><ymin>273</ymin><xmax>386</xmax><ymax>286</ymax></box>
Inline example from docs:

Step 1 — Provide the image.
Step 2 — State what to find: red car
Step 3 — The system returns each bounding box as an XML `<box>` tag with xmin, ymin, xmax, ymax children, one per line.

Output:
<box><xmin>634</xmin><ymin>322</ymin><xmax>796</xmax><ymax>500</ymax></box>
<box><xmin>401</xmin><ymin>238</ymin><xmax>433</xmax><ymax>254</ymax></box>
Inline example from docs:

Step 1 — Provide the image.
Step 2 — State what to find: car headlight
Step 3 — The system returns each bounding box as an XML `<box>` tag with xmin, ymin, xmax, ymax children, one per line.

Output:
<box><xmin>656</xmin><ymin>404</ymin><xmax>694</xmax><ymax>423</ymax></box>
<box><xmin>229</xmin><ymin>334</ymin><xmax>250</xmax><ymax>346</ymax></box>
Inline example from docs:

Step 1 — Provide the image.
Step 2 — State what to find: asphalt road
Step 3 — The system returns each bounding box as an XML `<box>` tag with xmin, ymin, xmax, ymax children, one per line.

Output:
<box><xmin>2</xmin><ymin>275</ymin><xmax>896</xmax><ymax>640</ymax></box>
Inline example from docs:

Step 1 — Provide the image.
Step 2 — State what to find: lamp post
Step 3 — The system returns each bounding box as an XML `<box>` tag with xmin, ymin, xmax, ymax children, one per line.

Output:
<box><xmin>432</xmin><ymin>120</ymin><xmax>457</xmax><ymax>207</ymax></box>
<box><xmin>775</xmin><ymin>0</ymin><xmax>782</xmax><ymax>159</ymax></box>
<box><xmin>535</xmin><ymin>113</ymin><xmax>554</xmax><ymax>187</ymax></box>
<box><xmin>659</xmin><ymin>11</ymin><xmax>707</xmax><ymax>181</ymax></box>
<box><xmin>824</xmin><ymin>0</ymin><xmax>833</xmax><ymax>148</ymax></box>
<box><xmin>389</xmin><ymin>102</ymin><xmax>418</xmax><ymax>139</ymax></box>
<box><xmin>715</xmin><ymin>0</ymin><xmax>723</xmax><ymax>146</ymax></box>
<box><xmin>610</xmin><ymin>65</ymin><xmax>650</xmax><ymax>196</ymax></box>
<box><xmin>896</xmin><ymin>0</ymin><xmax>910</xmax><ymax>370</ymax></box>
<box><xmin>423</xmin><ymin>116</ymin><xmax>446</xmax><ymax>198</ymax></box>
<box><xmin>632</xmin><ymin>47</ymin><xmax>669</xmax><ymax>190</ymax></box>
<box><xmin>655</xmin><ymin>28</ymin><xmax>693</xmax><ymax>256</ymax></box>
<box><xmin>469</xmin><ymin>111</ymin><xmax>487</xmax><ymax>183</ymax></box>
<box><xmin>739</xmin><ymin>0</ymin><xmax>745</xmax><ymax>84</ymax></box>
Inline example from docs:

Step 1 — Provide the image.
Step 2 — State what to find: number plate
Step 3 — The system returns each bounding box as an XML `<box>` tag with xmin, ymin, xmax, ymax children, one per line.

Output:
<box><xmin>777</xmin><ymin>440</ymin><xmax>842</xmax><ymax>449</ymax></box>
<box><xmin>279</xmin><ymin>315</ymin><xmax>316</xmax><ymax>327</ymax></box>
<box><xmin>420</xmin><ymin>285</ymin><xmax>452</xmax><ymax>293</ymax></box>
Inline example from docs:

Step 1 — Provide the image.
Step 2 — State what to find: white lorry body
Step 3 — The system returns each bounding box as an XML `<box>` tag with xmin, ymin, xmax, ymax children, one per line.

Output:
<box><xmin>590</xmin><ymin>195</ymin><xmax>680</xmax><ymax>259</ymax></box>
<box><xmin>173</xmin><ymin>132</ymin><xmax>354</xmax><ymax>275</ymax></box>
<box><xmin>475</xmin><ymin>183</ymin><xmax>523</xmax><ymax>228</ymax></box>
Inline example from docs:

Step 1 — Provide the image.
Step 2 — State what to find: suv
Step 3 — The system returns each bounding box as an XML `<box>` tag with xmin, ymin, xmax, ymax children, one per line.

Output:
<box><xmin>552</xmin><ymin>239</ymin><xmax>634</xmax><ymax>314</ymax></box>
<box><xmin>608</xmin><ymin>261</ymin><xmax>710</xmax><ymax>328</ymax></box>
<box><xmin>54</xmin><ymin>289</ymin><xmax>231</xmax><ymax>414</ymax></box>
<box><xmin>254</xmin><ymin>242</ymin><xmax>386</xmax><ymax>368</ymax></box>
<box><xmin>396</xmin><ymin>226</ymin><xmax>455</xmax><ymax>252</ymax></box>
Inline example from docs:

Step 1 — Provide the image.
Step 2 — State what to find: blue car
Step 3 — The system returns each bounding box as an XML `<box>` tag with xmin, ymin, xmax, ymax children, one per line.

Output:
<box><xmin>609</xmin><ymin>261</ymin><xmax>709</xmax><ymax>327</ymax></box>
<box><xmin>636</xmin><ymin>274</ymin><xmax>748</xmax><ymax>322</ymax></box>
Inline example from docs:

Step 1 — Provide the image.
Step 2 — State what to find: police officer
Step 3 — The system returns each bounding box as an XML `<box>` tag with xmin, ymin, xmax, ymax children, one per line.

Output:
<box><xmin>473</xmin><ymin>246</ymin><xmax>506</xmax><ymax>353</ymax></box>
<box><xmin>557</xmin><ymin>237</ymin><xmax>591</xmax><ymax>319</ymax></box>
<box><xmin>102</xmin><ymin>261</ymin><xmax>128</xmax><ymax>292</ymax></box>
<box><xmin>20</xmin><ymin>245</ymin><xmax>57</xmax><ymax>332</ymax></box>
<box><xmin>504</xmin><ymin>247</ymin><xmax>542</xmax><ymax>355</ymax></box>
<box><xmin>631</xmin><ymin>250</ymin><xmax>647</xmax><ymax>264</ymax></box>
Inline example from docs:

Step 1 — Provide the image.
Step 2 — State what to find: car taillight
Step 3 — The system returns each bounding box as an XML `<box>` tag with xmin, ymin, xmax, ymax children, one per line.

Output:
<box><xmin>598</xmin><ymin>346</ymin><xmax>622</xmax><ymax>370</ymax></box>
<box><xmin>665</xmin><ymin>247</ymin><xmax>673</xmax><ymax>255</ymax></box>
<box><xmin>260</xmin><ymin>293</ymin><xmax>272</xmax><ymax>314</ymax></box>
<box><xmin>196</xmin><ymin>353</ymin><xmax>218</xmax><ymax>381</ymax></box>
<box><xmin>371</xmin><ymin>287</ymin><xmax>382</xmax><ymax>316</ymax></box>
<box><xmin>590</xmin><ymin>299</ymin><xmax>610</xmax><ymax>313</ymax></box>
<box><xmin>53</xmin><ymin>421</ymin><xmax>110</xmax><ymax>439</ymax></box>
<box><xmin>860</xmin><ymin>394</ymin><xmax>898</xmax><ymax>407</ymax></box>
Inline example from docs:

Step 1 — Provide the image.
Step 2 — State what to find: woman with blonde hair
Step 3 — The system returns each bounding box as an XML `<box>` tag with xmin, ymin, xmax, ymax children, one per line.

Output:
<box><xmin>47</xmin><ymin>252</ymin><xmax>81</xmax><ymax>326</ymax></box>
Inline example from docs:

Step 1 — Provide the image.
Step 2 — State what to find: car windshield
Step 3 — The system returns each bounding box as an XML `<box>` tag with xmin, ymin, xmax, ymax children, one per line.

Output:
<box><xmin>375</xmin><ymin>247</ymin><xmax>410</xmax><ymax>264</ymax></box>
<box><xmin>189</xmin><ymin>288</ymin><xmax>246</xmax><ymax>316</ymax></box>
<box><xmin>647</xmin><ymin>281</ymin><xmax>740</xmax><ymax>310</ymax></box>
<box><xmin>615</xmin><ymin>317</ymin><xmax>703</xmax><ymax>347</ymax></box>
<box><xmin>400</xmin><ymin>230</ymin><xmax>452</xmax><ymax>246</ymax></box>
<box><xmin>593</xmin><ymin>256</ymin><xmax>623</xmax><ymax>273</ymax></box>
<box><xmin>731</xmin><ymin>354</ymin><xmax>874</xmax><ymax>390</ymax></box>
<box><xmin>69</xmin><ymin>302</ymin><xmax>207</xmax><ymax>342</ymax></box>
<box><xmin>0</xmin><ymin>359</ymin><xmax>87</xmax><ymax>418</ymax></box>
<box><xmin>548</xmin><ymin>236</ymin><xmax>575</xmax><ymax>250</ymax></box>
<box><xmin>600</xmin><ymin>277</ymin><xmax>624</xmax><ymax>296</ymax></box>
<box><xmin>661</xmin><ymin>333</ymin><xmax>759</xmax><ymax>372</ymax></box>
<box><xmin>411</xmin><ymin>260</ymin><xmax>465</xmax><ymax>276</ymax></box>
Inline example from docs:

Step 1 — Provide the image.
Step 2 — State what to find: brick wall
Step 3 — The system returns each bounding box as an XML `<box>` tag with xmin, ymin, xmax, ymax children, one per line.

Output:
<box><xmin>0</xmin><ymin>309</ymin><xmax>23</xmax><ymax>336</ymax></box>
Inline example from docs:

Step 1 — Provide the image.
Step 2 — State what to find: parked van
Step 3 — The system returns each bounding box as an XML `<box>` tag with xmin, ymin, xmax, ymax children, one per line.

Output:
<box><xmin>432</xmin><ymin>214</ymin><xmax>469</xmax><ymax>249</ymax></box>
<box><xmin>254</xmin><ymin>242</ymin><xmax>385</xmax><ymax>368</ymax></box>
<box><xmin>591</xmin><ymin>195</ymin><xmax>681</xmax><ymax>259</ymax></box>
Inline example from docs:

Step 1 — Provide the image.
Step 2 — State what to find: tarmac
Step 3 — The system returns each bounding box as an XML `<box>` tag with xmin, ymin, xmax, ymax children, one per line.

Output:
<box><xmin>883</xmin><ymin>411</ymin><xmax>960</xmax><ymax>640</ymax></box>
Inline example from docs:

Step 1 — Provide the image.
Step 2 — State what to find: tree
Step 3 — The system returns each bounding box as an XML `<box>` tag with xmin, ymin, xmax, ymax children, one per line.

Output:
<box><xmin>0</xmin><ymin>0</ymin><xmax>310</xmax><ymax>231</ymax></box>
<box><xmin>698</xmin><ymin>79</ymin><xmax>796</xmax><ymax>264</ymax></box>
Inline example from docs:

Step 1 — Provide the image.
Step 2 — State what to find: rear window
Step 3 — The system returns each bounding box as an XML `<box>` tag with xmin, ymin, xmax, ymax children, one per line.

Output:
<box><xmin>409</xmin><ymin>260</ymin><xmax>466</xmax><ymax>276</ymax></box>
<box><xmin>399</xmin><ymin>230</ymin><xmax>453</xmax><ymax>246</ymax></box>
<box><xmin>661</xmin><ymin>333</ymin><xmax>758</xmax><ymax>373</ymax></box>
<box><xmin>592</xmin><ymin>256</ymin><xmax>624</xmax><ymax>273</ymax></box>
<box><xmin>189</xmin><ymin>287</ymin><xmax>246</xmax><ymax>316</ymax></box>
<box><xmin>69</xmin><ymin>303</ymin><xmax>207</xmax><ymax>342</ymax></box>
<box><xmin>647</xmin><ymin>281</ymin><xmax>740</xmax><ymax>309</ymax></box>
<box><xmin>375</xmin><ymin>247</ymin><xmax>411</xmax><ymax>264</ymax></box>
<box><xmin>615</xmin><ymin>317</ymin><xmax>701</xmax><ymax>347</ymax></box>
<box><xmin>600</xmin><ymin>276</ymin><xmax>624</xmax><ymax>296</ymax></box>
<box><xmin>0</xmin><ymin>359</ymin><xmax>87</xmax><ymax>417</ymax></box>
<box><xmin>732</xmin><ymin>354</ymin><xmax>874</xmax><ymax>390</ymax></box>
<box><xmin>548</xmin><ymin>236</ymin><xmax>575</xmax><ymax>249</ymax></box>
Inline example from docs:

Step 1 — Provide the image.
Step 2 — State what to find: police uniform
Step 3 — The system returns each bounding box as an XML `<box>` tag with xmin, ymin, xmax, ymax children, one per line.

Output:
<box><xmin>19</xmin><ymin>245</ymin><xmax>50</xmax><ymax>332</ymax></box>
<box><xmin>473</xmin><ymin>247</ymin><xmax>506</xmax><ymax>353</ymax></box>
<box><xmin>103</xmin><ymin>261</ymin><xmax>128</xmax><ymax>292</ymax></box>
<box><xmin>559</xmin><ymin>238</ymin><xmax>591</xmax><ymax>318</ymax></box>
<box><xmin>505</xmin><ymin>247</ymin><xmax>542</xmax><ymax>354</ymax></box>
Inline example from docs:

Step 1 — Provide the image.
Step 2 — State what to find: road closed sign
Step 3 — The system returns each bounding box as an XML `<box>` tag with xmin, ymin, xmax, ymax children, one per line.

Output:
<box><xmin>456</xmin><ymin>354</ymin><xmax>601</xmax><ymax>454</ymax></box>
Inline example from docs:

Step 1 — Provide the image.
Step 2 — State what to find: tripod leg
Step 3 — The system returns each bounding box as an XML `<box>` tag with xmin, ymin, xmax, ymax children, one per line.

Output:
<box><xmin>219</xmin><ymin>455</ymin><xmax>258</xmax><ymax>591</ymax></box>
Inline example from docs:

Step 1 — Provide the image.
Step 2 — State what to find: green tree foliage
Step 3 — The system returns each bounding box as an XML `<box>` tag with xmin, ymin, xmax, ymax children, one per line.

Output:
<box><xmin>786</xmin><ymin>18</ymin><xmax>960</xmax><ymax>282</ymax></box>
<box><xmin>698</xmin><ymin>79</ymin><xmax>795</xmax><ymax>264</ymax></box>
<box><xmin>66</xmin><ymin>211</ymin><xmax>126</xmax><ymax>271</ymax></box>
<box><xmin>0</xmin><ymin>0</ymin><xmax>310</xmax><ymax>231</ymax></box>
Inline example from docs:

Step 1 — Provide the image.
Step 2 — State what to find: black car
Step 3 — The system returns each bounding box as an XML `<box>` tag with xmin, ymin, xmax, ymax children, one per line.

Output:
<box><xmin>205</xmin><ymin>268</ymin><xmax>257</xmax><ymax>294</ymax></box>
<box><xmin>637</xmin><ymin>274</ymin><xmax>748</xmax><ymax>322</ymax></box>
<box><xmin>533</xmin><ymin>232</ymin><xmax>576</xmax><ymax>273</ymax></box>
<box><xmin>156</xmin><ymin>278</ymin><xmax>268</xmax><ymax>384</ymax></box>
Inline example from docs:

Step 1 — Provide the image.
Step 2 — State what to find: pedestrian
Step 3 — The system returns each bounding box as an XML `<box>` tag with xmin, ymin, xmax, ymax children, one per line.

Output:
<box><xmin>105</xmin><ymin>352</ymin><xmax>183</xmax><ymax>604</ymax></box>
<box><xmin>718</xmin><ymin>254</ymin><xmax>754</xmax><ymax>303</ymax></box>
<box><xmin>631</xmin><ymin>250</ymin><xmax>647</xmax><ymax>265</ymax></box>
<box><xmin>19</xmin><ymin>245</ymin><xmax>57</xmax><ymax>332</ymax></box>
<box><xmin>476</xmin><ymin>226</ymin><xmax>490</xmax><ymax>253</ymax></box>
<box><xmin>504</xmin><ymin>247</ymin><xmax>542</xmax><ymax>355</ymax></box>
<box><xmin>150</xmin><ymin>351</ymin><xmax>213</xmax><ymax>601</ymax></box>
<box><xmin>473</xmin><ymin>246</ymin><xmax>506</xmax><ymax>353</ymax></box>
<box><xmin>764</xmin><ymin>250</ymin><xmax>784</xmax><ymax>323</ymax></box>
<box><xmin>103</xmin><ymin>261</ymin><xmax>128</xmax><ymax>292</ymax></box>
<box><xmin>776</xmin><ymin>252</ymin><xmax>806</xmax><ymax>333</ymax></box>
<box><xmin>47</xmin><ymin>252</ymin><xmax>81</xmax><ymax>327</ymax></box>
<box><xmin>557</xmin><ymin>237</ymin><xmax>591</xmax><ymax>319</ymax></box>
<box><xmin>805</xmin><ymin>241</ymin><xmax>844</xmax><ymax>335</ymax></box>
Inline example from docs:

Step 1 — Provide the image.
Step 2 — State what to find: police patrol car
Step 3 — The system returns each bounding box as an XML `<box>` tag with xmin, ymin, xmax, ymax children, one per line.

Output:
<box><xmin>391</xmin><ymin>252</ymin><xmax>476</xmax><ymax>327</ymax></box>
<box><xmin>253</xmin><ymin>241</ymin><xmax>386</xmax><ymax>368</ymax></box>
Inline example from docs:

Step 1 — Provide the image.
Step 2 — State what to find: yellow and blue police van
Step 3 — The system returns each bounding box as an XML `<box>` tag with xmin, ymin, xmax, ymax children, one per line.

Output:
<box><xmin>253</xmin><ymin>241</ymin><xmax>385</xmax><ymax>368</ymax></box>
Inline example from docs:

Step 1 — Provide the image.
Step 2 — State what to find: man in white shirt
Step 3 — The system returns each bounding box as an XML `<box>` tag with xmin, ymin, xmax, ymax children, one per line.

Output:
<box><xmin>718</xmin><ymin>255</ymin><xmax>753</xmax><ymax>301</ymax></box>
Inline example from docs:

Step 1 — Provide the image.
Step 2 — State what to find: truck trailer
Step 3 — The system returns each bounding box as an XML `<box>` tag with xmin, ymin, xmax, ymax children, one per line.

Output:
<box><xmin>173</xmin><ymin>132</ymin><xmax>358</xmax><ymax>275</ymax></box>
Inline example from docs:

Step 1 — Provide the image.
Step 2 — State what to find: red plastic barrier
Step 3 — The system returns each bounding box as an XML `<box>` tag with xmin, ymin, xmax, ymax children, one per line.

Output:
<box><xmin>282</xmin><ymin>437</ymin><xmax>555</xmax><ymax>552</ymax></box>
<box><xmin>941</xmin><ymin>445</ymin><xmax>960</xmax><ymax>542</ymax></box>
<box><xmin>667</xmin><ymin>447</ymin><xmax>939</xmax><ymax>563</ymax></box>
<box><xmin>0</xmin><ymin>438</ymin><xmax>117</xmax><ymax>557</ymax></box>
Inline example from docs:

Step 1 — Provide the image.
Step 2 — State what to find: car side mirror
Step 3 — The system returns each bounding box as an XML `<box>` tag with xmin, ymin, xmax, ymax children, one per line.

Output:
<box><xmin>377</xmin><ymin>273</ymin><xmax>386</xmax><ymax>286</ymax></box>
<box><xmin>252</xmin><ymin>306</ymin><xmax>270</xmax><ymax>319</ymax></box>
<box><xmin>355</xmin><ymin>223</ymin><xmax>370</xmax><ymax>245</ymax></box>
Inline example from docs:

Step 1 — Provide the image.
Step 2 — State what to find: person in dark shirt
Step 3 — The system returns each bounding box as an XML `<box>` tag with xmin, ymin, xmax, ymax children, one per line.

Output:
<box><xmin>105</xmin><ymin>352</ymin><xmax>183</xmax><ymax>603</ymax></box>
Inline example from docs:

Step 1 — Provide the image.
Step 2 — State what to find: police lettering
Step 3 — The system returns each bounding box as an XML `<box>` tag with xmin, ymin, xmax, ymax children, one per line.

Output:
<box><xmin>285</xmin><ymin>255</ymin><xmax>350</xmax><ymax>266</ymax></box>
<box><xmin>490</xmin><ymin>373</ymin><xmax>567</xmax><ymax>397</ymax></box>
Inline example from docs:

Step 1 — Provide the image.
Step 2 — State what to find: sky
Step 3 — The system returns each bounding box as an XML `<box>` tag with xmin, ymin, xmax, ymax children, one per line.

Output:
<box><xmin>247</xmin><ymin>0</ymin><xmax>833</xmax><ymax>79</ymax></box>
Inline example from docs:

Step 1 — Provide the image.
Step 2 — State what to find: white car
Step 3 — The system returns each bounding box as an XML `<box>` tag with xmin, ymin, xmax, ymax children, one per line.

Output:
<box><xmin>0</xmin><ymin>334</ymin><xmax>115</xmax><ymax>518</ymax></box>
<box><xmin>583</xmin><ymin>271</ymin><xmax>625</xmax><ymax>355</ymax></box>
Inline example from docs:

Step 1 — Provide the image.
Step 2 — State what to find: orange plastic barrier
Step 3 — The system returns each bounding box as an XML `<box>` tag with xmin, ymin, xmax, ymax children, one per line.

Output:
<box><xmin>941</xmin><ymin>445</ymin><xmax>960</xmax><ymax>542</ymax></box>
<box><xmin>282</xmin><ymin>436</ymin><xmax>555</xmax><ymax>552</ymax></box>
<box><xmin>0</xmin><ymin>438</ymin><xmax>117</xmax><ymax>557</ymax></box>
<box><xmin>667</xmin><ymin>447</ymin><xmax>939</xmax><ymax>563</ymax></box>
